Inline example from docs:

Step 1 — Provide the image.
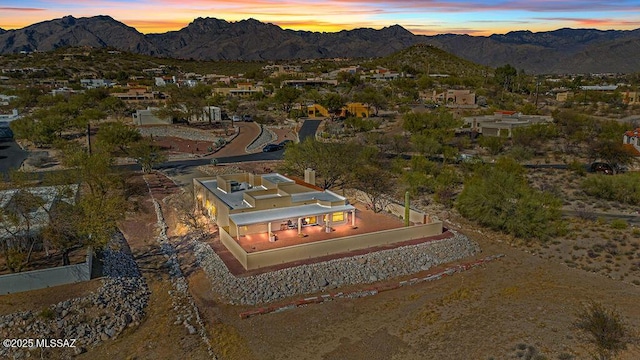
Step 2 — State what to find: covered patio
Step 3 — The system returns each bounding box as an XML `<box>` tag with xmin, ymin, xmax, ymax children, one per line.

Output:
<box><xmin>231</xmin><ymin>203</ymin><xmax>406</xmax><ymax>253</ymax></box>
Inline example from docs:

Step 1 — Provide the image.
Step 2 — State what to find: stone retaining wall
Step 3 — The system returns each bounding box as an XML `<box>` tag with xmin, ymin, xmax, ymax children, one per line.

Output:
<box><xmin>193</xmin><ymin>230</ymin><xmax>480</xmax><ymax>305</ymax></box>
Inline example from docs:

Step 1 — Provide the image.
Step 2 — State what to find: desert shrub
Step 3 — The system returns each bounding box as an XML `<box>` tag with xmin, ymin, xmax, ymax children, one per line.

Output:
<box><xmin>581</xmin><ymin>173</ymin><xmax>640</xmax><ymax>205</ymax></box>
<box><xmin>568</xmin><ymin>160</ymin><xmax>587</xmax><ymax>176</ymax></box>
<box><xmin>456</xmin><ymin>158</ymin><xmax>563</xmax><ymax>242</ymax></box>
<box><xmin>39</xmin><ymin>307</ymin><xmax>55</xmax><ymax>320</ymax></box>
<box><xmin>573</xmin><ymin>301</ymin><xmax>633</xmax><ymax>360</ymax></box>
<box><xmin>610</xmin><ymin>219</ymin><xmax>628</xmax><ymax>230</ymax></box>
<box><xmin>557</xmin><ymin>352</ymin><xmax>575</xmax><ymax>360</ymax></box>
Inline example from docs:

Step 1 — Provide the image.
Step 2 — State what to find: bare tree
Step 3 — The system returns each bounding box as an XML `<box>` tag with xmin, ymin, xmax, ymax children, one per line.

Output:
<box><xmin>169</xmin><ymin>186</ymin><xmax>207</xmax><ymax>234</ymax></box>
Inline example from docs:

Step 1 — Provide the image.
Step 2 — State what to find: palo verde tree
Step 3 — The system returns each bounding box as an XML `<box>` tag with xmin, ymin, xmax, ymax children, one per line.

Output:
<box><xmin>350</xmin><ymin>165</ymin><xmax>394</xmax><ymax>213</ymax></box>
<box><xmin>456</xmin><ymin>157</ymin><xmax>563</xmax><ymax>242</ymax></box>
<box><xmin>128</xmin><ymin>138</ymin><xmax>166</xmax><ymax>173</ymax></box>
<box><xmin>403</xmin><ymin>108</ymin><xmax>462</xmax><ymax>164</ymax></box>
<box><xmin>320</xmin><ymin>92</ymin><xmax>346</xmax><ymax>119</ymax></box>
<box><xmin>281</xmin><ymin>138</ymin><xmax>361</xmax><ymax>190</ymax></box>
<box><xmin>95</xmin><ymin>121</ymin><xmax>142</xmax><ymax>155</ymax></box>
<box><xmin>155</xmin><ymin>83</ymin><xmax>211</xmax><ymax>123</ymax></box>
<box><xmin>352</xmin><ymin>85</ymin><xmax>388</xmax><ymax>116</ymax></box>
<box><xmin>0</xmin><ymin>187</ymin><xmax>46</xmax><ymax>272</ymax></box>
<box><xmin>273</xmin><ymin>86</ymin><xmax>301</xmax><ymax>114</ymax></box>
<box><xmin>57</xmin><ymin>141</ymin><xmax>128</xmax><ymax>250</ymax></box>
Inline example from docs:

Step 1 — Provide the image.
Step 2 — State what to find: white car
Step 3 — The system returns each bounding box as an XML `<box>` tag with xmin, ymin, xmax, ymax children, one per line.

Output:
<box><xmin>232</xmin><ymin>115</ymin><xmax>241</xmax><ymax>122</ymax></box>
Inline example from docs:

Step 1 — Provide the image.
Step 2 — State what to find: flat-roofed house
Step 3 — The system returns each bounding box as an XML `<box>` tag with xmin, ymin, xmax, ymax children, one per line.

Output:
<box><xmin>462</xmin><ymin>111</ymin><xmax>553</xmax><ymax>138</ymax></box>
<box><xmin>194</xmin><ymin>171</ymin><xmax>444</xmax><ymax>270</ymax></box>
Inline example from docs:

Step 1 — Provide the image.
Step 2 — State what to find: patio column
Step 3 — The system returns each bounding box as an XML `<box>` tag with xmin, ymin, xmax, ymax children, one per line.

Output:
<box><xmin>297</xmin><ymin>217</ymin><xmax>302</xmax><ymax>235</ymax></box>
<box><xmin>268</xmin><ymin>222</ymin><xmax>272</xmax><ymax>236</ymax></box>
<box><xmin>326</xmin><ymin>214</ymin><xmax>332</xmax><ymax>233</ymax></box>
<box><xmin>351</xmin><ymin>210</ymin><xmax>356</xmax><ymax>226</ymax></box>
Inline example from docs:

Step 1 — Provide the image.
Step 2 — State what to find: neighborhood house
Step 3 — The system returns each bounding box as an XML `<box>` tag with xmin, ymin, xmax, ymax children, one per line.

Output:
<box><xmin>194</xmin><ymin>171</ymin><xmax>444</xmax><ymax>270</ymax></box>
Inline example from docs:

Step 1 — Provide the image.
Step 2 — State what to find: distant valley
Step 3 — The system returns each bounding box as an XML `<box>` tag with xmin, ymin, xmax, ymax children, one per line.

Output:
<box><xmin>1</xmin><ymin>15</ymin><xmax>640</xmax><ymax>74</ymax></box>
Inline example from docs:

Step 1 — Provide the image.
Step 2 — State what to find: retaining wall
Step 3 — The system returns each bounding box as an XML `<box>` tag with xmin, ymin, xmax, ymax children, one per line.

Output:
<box><xmin>0</xmin><ymin>249</ymin><xmax>92</xmax><ymax>295</ymax></box>
<box><xmin>220</xmin><ymin>221</ymin><xmax>443</xmax><ymax>270</ymax></box>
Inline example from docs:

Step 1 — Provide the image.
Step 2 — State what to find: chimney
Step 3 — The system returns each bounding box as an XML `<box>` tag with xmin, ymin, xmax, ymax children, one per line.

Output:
<box><xmin>304</xmin><ymin>168</ymin><xmax>316</xmax><ymax>186</ymax></box>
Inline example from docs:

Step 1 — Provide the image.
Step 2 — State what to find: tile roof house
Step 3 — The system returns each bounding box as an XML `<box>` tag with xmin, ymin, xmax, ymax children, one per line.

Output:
<box><xmin>623</xmin><ymin>128</ymin><xmax>640</xmax><ymax>157</ymax></box>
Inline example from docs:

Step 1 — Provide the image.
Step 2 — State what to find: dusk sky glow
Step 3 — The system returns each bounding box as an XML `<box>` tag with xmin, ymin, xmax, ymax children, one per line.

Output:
<box><xmin>1</xmin><ymin>0</ymin><xmax>640</xmax><ymax>36</ymax></box>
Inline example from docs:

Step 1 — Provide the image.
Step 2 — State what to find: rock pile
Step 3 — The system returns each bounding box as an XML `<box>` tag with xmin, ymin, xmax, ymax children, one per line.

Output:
<box><xmin>0</xmin><ymin>231</ymin><xmax>149</xmax><ymax>358</ymax></box>
<box><xmin>192</xmin><ymin>231</ymin><xmax>480</xmax><ymax>305</ymax></box>
<box><xmin>146</xmin><ymin>179</ymin><xmax>215</xmax><ymax>358</ymax></box>
<box><xmin>245</xmin><ymin>124</ymin><xmax>276</xmax><ymax>152</ymax></box>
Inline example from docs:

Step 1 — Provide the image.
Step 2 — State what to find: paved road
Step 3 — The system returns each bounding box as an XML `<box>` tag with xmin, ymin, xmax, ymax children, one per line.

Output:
<box><xmin>0</xmin><ymin>137</ymin><xmax>28</xmax><ymax>176</ymax></box>
<box><xmin>13</xmin><ymin>119</ymin><xmax>323</xmax><ymax>178</ymax></box>
<box><xmin>562</xmin><ymin>209</ymin><xmax>640</xmax><ymax>226</ymax></box>
<box><xmin>212</xmin><ymin>122</ymin><xmax>260</xmax><ymax>157</ymax></box>
<box><xmin>298</xmin><ymin>119</ymin><xmax>322</xmax><ymax>142</ymax></box>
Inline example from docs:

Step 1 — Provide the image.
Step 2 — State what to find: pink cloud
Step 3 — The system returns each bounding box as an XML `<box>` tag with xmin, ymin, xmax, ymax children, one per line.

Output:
<box><xmin>0</xmin><ymin>7</ymin><xmax>45</xmax><ymax>12</ymax></box>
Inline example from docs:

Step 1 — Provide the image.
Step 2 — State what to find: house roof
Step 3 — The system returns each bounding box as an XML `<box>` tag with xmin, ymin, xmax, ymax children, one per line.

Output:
<box><xmin>622</xmin><ymin>144</ymin><xmax>640</xmax><ymax>157</ymax></box>
<box><xmin>624</xmin><ymin>128</ymin><xmax>640</xmax><ymax>137</ymax></box>
<box><xmin>229</xmin><ymin>203</ymin><xmax>355</xmax><ymax>226</ymax></box>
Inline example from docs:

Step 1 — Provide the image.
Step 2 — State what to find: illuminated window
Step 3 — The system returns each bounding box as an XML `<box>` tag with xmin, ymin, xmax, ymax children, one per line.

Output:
<box><xmin>332</xmin><ymin>212</ymin><xmax>344</xmax><ymax>222</ymax></box>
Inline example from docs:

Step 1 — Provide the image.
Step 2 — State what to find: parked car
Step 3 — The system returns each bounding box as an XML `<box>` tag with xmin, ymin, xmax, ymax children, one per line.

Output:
<box><xmin>278</xmin><ymin>139</ymin><xmax>294</xmax><ymax>147</ymax></box>
<box><xmin>262</xmin><ymin>144</ymin><xmax>282</xmax><ymax>152</ymax></box>
<box><xmin>590</xmin><ymin>162</ymin><xmax>613</xmax><ymax>174</ymax></box>
<box><xmin>242</xmin><ymin>114</ymin><xmax>253</xmax><ymax>122</ymax></box>
<box><xmin>589</xmin><ymin>162</ymin><xmax>626</xmax><ymax>175</ymax></box>
<box><xmin>0</xmin><ymin>127</ymin><xmax>13</xmax><ymax>139</ymax></box>
<box><xmin>456</xmin><ymin>153</ymin><xmax>483</xmax><ymax>164</ymax></box>
<box><xmin>232</xmin><ymin>115</ymin><xmax>241</xmax><ymax>122</ymax></box>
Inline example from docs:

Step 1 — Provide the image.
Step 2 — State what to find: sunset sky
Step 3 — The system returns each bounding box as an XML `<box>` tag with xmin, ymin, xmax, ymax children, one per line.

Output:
<box><xmin>1</xmin><ymin>0</ymin><xmax>640</xmax><ymax>36</ymax></box>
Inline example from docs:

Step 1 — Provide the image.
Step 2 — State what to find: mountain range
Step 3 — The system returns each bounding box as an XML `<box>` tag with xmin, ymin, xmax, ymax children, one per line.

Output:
<box><xmin>1</xmin><ymin>15</ymin><xmax>640</xmax><ymax>74</ymax></box>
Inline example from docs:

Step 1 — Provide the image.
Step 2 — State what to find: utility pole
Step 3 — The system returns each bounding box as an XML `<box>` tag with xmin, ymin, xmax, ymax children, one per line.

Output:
<box><xmin>86</xmin><ymin>123</ymin><xmax>92</xmax><ymax>155</ymax></box>
<box><xmin>534</xmin><ymin>76</ymin><xmax>540</xmax><ymax>108</ymax></box>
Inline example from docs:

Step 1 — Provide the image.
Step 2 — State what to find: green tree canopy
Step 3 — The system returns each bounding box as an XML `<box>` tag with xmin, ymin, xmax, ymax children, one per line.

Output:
<box><xmin>281</xmin><ymin>138</ymin><xmax>361</xmax><ymax>190</ymax></box>
<box><xmin>456</xmin><ymin>157</ymin><xmax>563</xmax><ymax>241</ymax></box>
<box><xmin>96</xmin><ymin>121</ymin><xmax>142</xmax><ymax>154</ymax></box>
<box><xmin>273</xmin><ymin>86</ymin><xmax>302</xmax><ymax>113</ymax></box>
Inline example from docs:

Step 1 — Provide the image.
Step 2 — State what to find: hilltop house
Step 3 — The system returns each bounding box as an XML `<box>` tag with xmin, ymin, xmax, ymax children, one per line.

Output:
<box><xmin>194</xmin><ymin>171</ymin><xmax>443</xmax><ymax>270</ymax></box>
<box><xmin>305</xmin><ymin>103</ymin><xmax>372</xmax><ymax>118</ymax></box>
<box><xmin>622</xmin><ymin>92</ymin><xmax>640</xmax><ymax>106</ymax></box>
<box><xmin>111</xmin><ymin>87</ymin><xmax>163</xmax><ymax>102</ymax></box>
<box><xmin>213</xmin><ymin>83</ymin><xmax>265</xmax><ymax>98</ymax></box>
<box><xmin>423</xmin><ymin>89</ymin><xmax>476</xmax><ymax>108</ymax></box>
<box><xmin>80</xmin><ymin>79</ymin><xmax>113</xmax><ymax>89</ymax></box>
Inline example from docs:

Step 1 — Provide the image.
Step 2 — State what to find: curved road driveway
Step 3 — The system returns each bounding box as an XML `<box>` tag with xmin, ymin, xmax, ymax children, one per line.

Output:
<box><xmin>212</xmin><ymin>122</ymin><xmax>261</xmax><ymax>157</ymax></box>
<box><xmin>157</xmin><ymin>119</ymin><xmax>323</xmax><ymax>168</ymax></box>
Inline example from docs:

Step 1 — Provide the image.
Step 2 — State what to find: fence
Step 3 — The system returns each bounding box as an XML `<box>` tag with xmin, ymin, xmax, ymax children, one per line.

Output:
<box><xmin>0</xmin><ymin>249</ymin><xmax>93</xmax><ymax>295</ymax></box>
